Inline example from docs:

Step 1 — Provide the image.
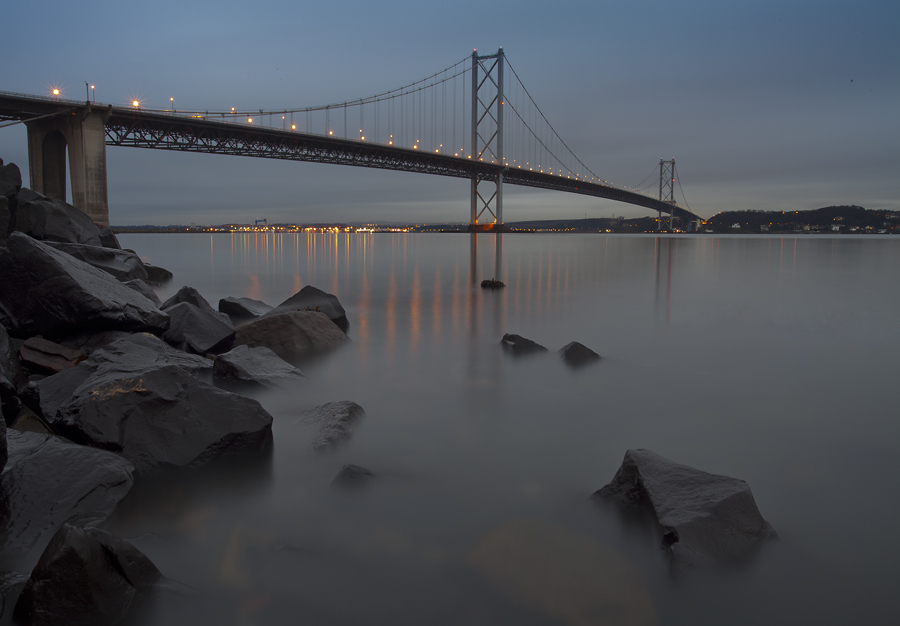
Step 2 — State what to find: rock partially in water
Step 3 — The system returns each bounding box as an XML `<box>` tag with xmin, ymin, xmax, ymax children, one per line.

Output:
<box><xmin>218</xmin><ymin>296</ymin><xmax>273</xmax><ymax>323</ymax></box>
<box><xmin>44</xmin><ymin>241</ymin><xmax>149</xmax><ymax>282</ymax></box>
<box><xmin>265</xmin><ymin>285</ymin><xmax>349</xmax><ymax>332</ymax></box>
<box><xmin>142</xmin><ymin>262</ymin><xmax>173</xmax><ymax>285</ymax></box>
<box><xmin>14</xmin><ymin>524</ymin><xmax>160</xmax><ymax>626</ymax></box>
<box><xmin>18</xmin><ymin>337</ymin><xmax>86</xmax><ymax>374</ymax></box>
<box><xmin>162</xmin><ymin>286</ymin><xmax>230</xmax><ymax>324</ymax></box>
<box><xmin>162</xmin><ymin>302</ymin><xmax>235</xmax><ymax>355</ymax></box>
<box><xmin>234</xmin><ymin>311</ymin><xmax>349</xmax><ymax>361</ymax></box>
<box><xmin>558</xmin><ymin>341</ymin><xmax>601</xmax><ymax>367</ymax></box>
<box><xmin>39</xmin><ymin>360</ymin><xmax>272</xmax><ymax>478</ymax></box>
<box><xmin>213</xmin><ymin>345</ymin><xmax>304</xmax><ymax>390</ymax></box>
<box><xmin>0</xmin><ymin>431</ymin><xmax>134</xmax><ymax>560</ymax></box>
<box><xmin>593</xmin><ymin>448</ymin><xmax>777</xmax><ymax>570</ymax></box>
<box><xmin>302</xmin><ymin>401</ymin><xmax>366</xmax><ymax>452</ymax></box>
<box><xmin>13</xmin><ymin>188</ymin><xmax>102</xmax><ymax>246</ymax></box>
<box><xmin>0</xmin><ymin>233</ymin><xmax>169</xmax><ymax>339</ymax></box>
<box><xmin>500</xmin><ymin>333</ymin><xmax>548</xmax><ymax>357</ymax></box>
<box><xmin>331</xmin><ymin>464</ymin><xmax>374</xmax><ymax>488</ymax></box>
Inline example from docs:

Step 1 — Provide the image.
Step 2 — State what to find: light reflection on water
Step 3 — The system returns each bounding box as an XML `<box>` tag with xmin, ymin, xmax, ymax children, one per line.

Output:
<box><xmin>114</xmin><ymin>233</ymin><xmax>899</xmax><ymax>626</ymax></box>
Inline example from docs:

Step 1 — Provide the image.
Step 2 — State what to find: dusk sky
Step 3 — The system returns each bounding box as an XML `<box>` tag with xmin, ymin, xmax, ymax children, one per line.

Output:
<box><xmin>2</xmin><ymin>0</ymin><xmax>897</xmax><ymax>225</ymax></box>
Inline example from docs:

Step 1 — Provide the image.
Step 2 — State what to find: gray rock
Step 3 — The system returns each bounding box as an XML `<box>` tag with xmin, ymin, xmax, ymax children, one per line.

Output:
<box><xmin>123</xmin><ymin>279</ymin><xmax>162</xmax><ymax>307</ymax></box>
<box><xmin>44</xmin><ymin>241</ymin><xmax>149</xmax><ymax>281</ymax></box>
<box><xmin>143</xmin><ymin>262</ymin><xmax>173</xmax><ymax>285</ymax></box>
<box><xmin>558</xmin><ymin>341</ymin><xmax>601</xmax><ymax>367</ymax></box>
<box><xmin>331</xmin><ymin>464</ymin><xmax>374</xmax><ymax>488</ymax></box>
<box><xmin>265</xmin><ymin>285</ymin><xmax>349</xmax><ymax>332</ymax></box>
<box><xmin>0</xmin><ymin>571</ymin><xmax>30</xmax><ymax>624</ymax></box>
<box><xmin>14</xmin><ymin>524</ymin><xmax>160</xmax><ymax>626</ymax></box>
<box><xmin>234</xmin><ymin>310</ymin><xmax>349</xmax><ymax>361</ymax></box>
<box><xmin>0</xmin><ymin>431</ymin><xmax>134</xmax><ymax>560</ymax></box>
<box><xmin>73</xmin><ymin>333</ymin><xmax>214</xmax><ymax>377</ymax></box>
<box><xmin>0</xmin><ymin>324</ymin><xmax>24</xmax><ymax>424</ymax></box>
<box><xmin>97</xmin><ymin>226</ymin><xmax>121</xmax><ymax>249</ymax></box>
<box><xmin>593</xmin><ymin>449</ymin><xmax>777</xmax><ymax>569</ymax></box>
<box><xmin>213</xmin><ymin>345</ymin><xmax>304</xmax><ymax>390</ymax></box>
<box><xmin>0</xmin><ymin>196</ymin><xmax>8</xmax><ymax>246</ymax></box>
<box><xmin>0</xmin><ymin>161</ymin><xmax>22</xmax><ymax>201</ymax></box>
<box><xmin>162</xmin><ymin>302</ymin><xmax>235</xmax><ymax>355</ymax></box>
<box><xmin>39</xmin><ymin>360</ymin><xmax>272</xmax><ymax>478</ymax></box>
<box><xmin>14</xmin><ymin>188</ymin><xmax>102</xmax><ymax>246</ymax></box>
<box><xmin>500</xmin><ymin>333</ymin><xmax>548</xmax><ymax>356</ymax></box>
<box><xmin>18</xmin><ymin>336</ymin><xmax>87</xmax><ymax>374</ymax></box>
<box><xmin>302</xmin><ymin>401</ymin><xmax>366</xmax><ymax>452</ymax></box>
<box><xmin>0</xmin><ymin>233</ymin><xmax>169</xmax><ymax>339</ymax></box>
<box><xmin>218</xmin><ymin>296</ymin><xmax>273</xmax><ymax>322</ymax></box>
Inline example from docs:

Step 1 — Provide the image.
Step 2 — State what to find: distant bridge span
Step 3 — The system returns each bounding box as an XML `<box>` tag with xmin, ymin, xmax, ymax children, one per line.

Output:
<box><xmin>1</xmin><ymin>56</ymin><xmax>698</xmax><ymax>228</ymax></box>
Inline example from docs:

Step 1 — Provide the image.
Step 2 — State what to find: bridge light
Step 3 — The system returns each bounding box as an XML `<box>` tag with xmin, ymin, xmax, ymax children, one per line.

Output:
<box><xmin>248</xmin><ymin>117</ymin><xmax>253</xmax><ymax>123</ymax></box>
<box><xmin>132</xmin><ymin>100</ymin><xmax>140</xmax><ymax>108</ymax></box>
<box><xmin>329</xmin><ymin>130</ymin><xmax>333</xmax><ymax>135</ymax></box>
<box><xmin>291</xmin><ymin>124</ymin><xmax>296</xmax><ymax>130</ymax></box>
<box><xmin>53</xmin><ymin>88</ymin><xmax>60</xmax><ymax>97</ymax></box>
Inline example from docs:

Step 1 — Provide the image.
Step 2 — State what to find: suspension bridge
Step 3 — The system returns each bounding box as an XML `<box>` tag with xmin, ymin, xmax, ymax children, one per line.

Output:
<box><xmin>0</xmin><ymin>49</ymin><xmax>698</xmax><ymax>229</ymax></box>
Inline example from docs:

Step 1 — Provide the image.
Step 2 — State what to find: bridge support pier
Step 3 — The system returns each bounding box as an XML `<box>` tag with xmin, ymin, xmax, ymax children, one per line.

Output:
<box><xmin>25</xmin><ymin>105</ymin><xmax>111</xmax><ymax>227</ymax></box>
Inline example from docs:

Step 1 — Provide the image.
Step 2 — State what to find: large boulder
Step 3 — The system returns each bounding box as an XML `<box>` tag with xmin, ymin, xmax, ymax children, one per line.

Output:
<box><xmin>97</xmin><ymin>227</ymin><xmax>121</xmax><ymax>250</ymax></box>
<box><xmin>0</xmin><ymin>160</ymin><xmax>22</xmax><ymax>201</ymax></box>
<box><xmin>162</xmin><ymin>302</ymin><xmax>235</xmax><ymax>355</ymax></box>
<box><xmin>38</xmin><ymin>358</ymin><xmax>273</xmax><ymax>478</ymax></box>
<box><xmin>265</xmin><ymin>285</ymin><xmax>349</xmax><ymax>332</ymax></box>
<box><xmin>14</xmin><ymin>188</ymin><xmax>102</xmax><ymax>246</ymax></box>
<box><xmin>0</xmin><ymin>196</ymin><xmax>8</xmax><ymax>247</ymax></box>
<box><xmin>44</xmin><ymin>241</ymin><xmax>149</xmax><ymax>281</ymax></box>
<box><xmin>162</xmin><ymin>286</ymin><xmax>225</xmax><ymax>319</ymax></box>
<box><xmin>234</xmin><ymin>310</ymin><xmax>349</xmax><ymax>361</ymax></box>
<box><xmin>123</xmin><ymin>279</ymin><xmax>161</xmax><ymax>307</ymax></box>
<box><xmin>0</xmin><ymin>430</ymin><xmax>134</xmax><ymax>561</ymax></box>
<box><xmin>302</xmin><ymin>401</ymin><xmax>366</xmax><ymax>452</ymax></box>
<box><xmin>0</xmin><ymin>324</ymin><xmax>24</xmax><ymax>424</ymax></box>
<box><xmin>218</xmin><ymin>296</ymin><xmax>273</xmax><ymax>323</ymax></box>
<box><xmin>500</xmin><ymin>333</ymin><xmax>548</xmax><ymax>357</ymax></box>
<box><xmin>593</xmin><ymin>449</ymin><xmax>777</xmax><ymax>569</ymax></box>
<box><xmin>0</xmin><ymin>232</ymin><xmax>169</xmax><ymax>339</ymax></box>
<box><xmin>62</xmin><ymin>333</ymin><xmax>213</xmax><ymax>378</ymax></box>
<box><xmin>14</xmin><ymin>524</ymin><xmax>160</xmax><ymax>626</ymax></box>
<box><xmin>142</xmin><ymin>263</ymin><xmax>173</xmax><ymax>285</ymax></box>
<box><xmin>213</xmin><ymin>345</ymin><xmax>304</xmax><ymax>390</ymax></box>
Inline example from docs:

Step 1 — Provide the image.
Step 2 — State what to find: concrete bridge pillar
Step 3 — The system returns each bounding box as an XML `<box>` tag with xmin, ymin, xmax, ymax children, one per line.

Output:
<box><xmin>25</xmin><ymin>105</ymin><xmax>111</xmax><ymax>226</ymax></box>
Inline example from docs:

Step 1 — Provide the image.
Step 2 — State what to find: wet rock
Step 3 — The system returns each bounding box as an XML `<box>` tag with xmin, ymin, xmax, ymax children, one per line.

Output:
<box><xmin>162</xmin><ymin>286</ymin><xmax>226</xmax><ymax>320</ymax></box>
<box><xmin>39</xmin><ymin>361</ymin><xmax>273</xmax><ymax>478</ymax></box>
<box><xmin>0</xmin><ymin>196</ymin><xmax>8</xmax><ymax>246</ymax></box>
<box><xmin>75</xmin><ymin>333</ymin><xmax>214</xmax><ymax>377</ymax></box>
<box><xmin>593</xmin><ymin>449</ymin><xmax>777</xmax><ymax>569</ymax></box>
<box><xmin>218</xmin><ymin>296</ymin><xmax>273</xmax><ymax>323</ymax></box>
<box><xmin>265</xmin><ymin>285</ymin><xmax>349</xmax><ymax>332</ymax></box>
<box><xmin>123</xmin><ymin>279</ymin><xmax>162</xmax><ymax>307</ymax></box>
<box><xmin>0</xmin><ymin>431</ymin><xmax>134</xmax><ymax>560</ymax></box>
<box><xmin>331</xmin><ymin>464</ymin><xmax>374</xmax><ymax>488</ymax></box>
<box><xmin>0</xmin><ymin>160</ymin><xmax>22</xmax><ymax>201</ymax></box>
<box><xmin>142</xmin><ymin>263</ymin><xmax>173</xmax><ymax>285</ymax></box>
<box><xmin>14</xmin><ymin>524</ymin><xmax>160</xmax><ymax>626</ymax></box>
<box><xmin>97</xmin><ymin>226</ymin><xmax>121</xmax><ymax>249</ymax></box>
<box><xmin>0</xmin><ymin>571</ymin><xmax>30</xmax><ymax>623</ymax></box>
<box><xmin>10</xmin><ymin>408</ymin><xmax>52</xmax><ymax>435</ymax></box>
<box><xmin>18</xmin><ymin>337</ymin><xmax>86</xmax><ymax>374</ymax></box>
<box><xmin>14</xmin><ymin>188</ymin><xmax>102</xmax><ymax>246</ymax></box>
<box><xmin>213</xmin><ymin>345</ymin><xmax>304</xmax><ymax>390</ymax></box>
<box><xmin>0</xmin><ymin>324</ymin><xmax>24</xmax><ymax>424</ymax></box>
<box><xmin>500</xmin><ymin>333</ymin><xmax>548</xmax><ymax>356</ymax></box>
<box><xmin>44</xmin><ymin>241</ymin><xmax>149</xmax><ymax>281</ymax></box>
<box><xmin>558</xmin><ymin>341</ymin><xmax>601</xmax><ymax>367</ymax></box>
<box><xmin>162</xmin><ymin>302</ymin><xmax>235</xmax><ymax>355</ymax></box>
<box><xmin>234</xmin><ymin>311</ymin><xmax>349</xmax><ymax>361</ymax></box>
<box><xmin>0</xmin><ymin>233</ymin><xmax>169</xmax><ymax>339</ymax></box>
<box><xmin>302</xmin><ymin>401</ymin><xmax>366</xmax><ymax>452</ymax></box>
<box><xmin>57</xmin><ymin>330</ymin><xmax>138</xmax><ymax>357</ymax></box>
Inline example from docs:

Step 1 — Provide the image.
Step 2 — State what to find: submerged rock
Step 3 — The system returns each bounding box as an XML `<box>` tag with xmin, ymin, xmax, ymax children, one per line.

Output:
<box><xmin>14</xmin><ymin>524</ymin><xmax>160</xmax><ymax>626</ymax></box>
<box><xmin>558</xmin><ymin>341</ymin><xmax>601</xmax><ymax>367</ymax></box>
<box><xmin>302</xmin><ymin>401</ymin><xmax>366</xmax><ymax>452</ymax></box>
<box><xmin>0</xmin><ymin>431</ymin><xmax>134</xmax><ymax>560</ymax></box>
<box><xmin>265</xmin><ymin>286</ymin><xmax>349</xmax><ymax>332</ymax></box>
<box><xmin>500</xmin><ymin>333</ymin><xmax>548</xmax><ymax>357</ymax></box>
<box><xmin>234</xmin><ymin>311</ymin><xmax>349</xmax><ymax>361</ymax></box>
<box><xmin>213</xmin><ymin>345</ymin><xmax>304</xmax><ymax>390</ymax></box>
<box><xmin>0</xmin><ymin>233</ymin><xmax>169</xmax><ymax>339</ymax></box>
<box><xmin>593</xmin><ymin>449</ymin><xmax>777</xmax><ymax>569</ymax></box>
<box><xmin>331</xmin><ymin>464</ymin><xmax>374</xmax><ymax>488</ymax></box>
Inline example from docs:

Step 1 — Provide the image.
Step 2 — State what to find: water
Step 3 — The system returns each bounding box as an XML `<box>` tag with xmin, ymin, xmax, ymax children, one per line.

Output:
<box><xmin>109</xmin><ymin>232</ymin><xmax>899</xmax><ymax>625</ymax></box>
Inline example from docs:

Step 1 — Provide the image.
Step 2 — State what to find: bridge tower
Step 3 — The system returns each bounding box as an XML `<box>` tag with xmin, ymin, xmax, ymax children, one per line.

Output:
<box><xmin>658</xmin><ymin>158</ymin><xmax>676</xmax><ymax>231</ymax></box>
<box><xmin>470</xmin><ymin>48</ymin><xmax>505</xmax><ymax>230</ymax></box>
<box><xmin>25</xmin><ymin>104</ymin><xmax>111</xmax><ymax>227</ymax></box>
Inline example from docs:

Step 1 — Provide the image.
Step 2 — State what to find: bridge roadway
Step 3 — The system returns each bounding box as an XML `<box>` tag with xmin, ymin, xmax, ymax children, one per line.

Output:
<box><xmin>0</xmin><ymin>92</ymin><xmax>699</xmax><ymax>222</ymax></box>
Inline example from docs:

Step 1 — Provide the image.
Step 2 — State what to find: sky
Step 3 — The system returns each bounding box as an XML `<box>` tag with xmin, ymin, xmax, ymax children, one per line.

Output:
<box><xmin>1</xmin><ymin>0</ymin><xmax>898</xmax><ymax>225</ymax></box>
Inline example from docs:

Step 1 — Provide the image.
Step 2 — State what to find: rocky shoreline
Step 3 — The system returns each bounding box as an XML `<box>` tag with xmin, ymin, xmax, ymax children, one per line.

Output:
<box><xmin>1</xmin><ymin>157</ymin><xmax>776</xmax><ymax>623</ymax></box>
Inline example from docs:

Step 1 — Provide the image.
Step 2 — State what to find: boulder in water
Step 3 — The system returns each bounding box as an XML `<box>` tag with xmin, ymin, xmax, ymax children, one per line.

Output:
<box><xmin>558</xmin><ymin>341</ymin><xmax>601</xmax><ymax>367</ymax></box>
<box><xmin>302</xmin><ymin>401</ymin><xmax>366</xmax><ymax>452</ymax></box>
<box><xmin>213</xmin><ymin>345</ymin><xmax>304</xmax><ymax>390</ymax></box>
<box><xmin>234</xmin><ymin>310</ymin><xmax>349</xmax><ymax>361</ymax></box>
<box><xmin>500</xmin><ymin>333</ymin><xmax>548</xmax><ymax>357</ymax></box>
<box><xmin>265</xmin><ymin>285</ymin><xmax>349</xmax><ymax>332</ymax></box>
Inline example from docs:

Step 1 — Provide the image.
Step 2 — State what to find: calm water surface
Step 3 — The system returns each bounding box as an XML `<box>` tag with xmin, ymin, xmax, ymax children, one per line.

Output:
<box><xmin>111</xmin><ymin>232</ymin><xmax>899</xmax><ymax>626</ymax></box>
